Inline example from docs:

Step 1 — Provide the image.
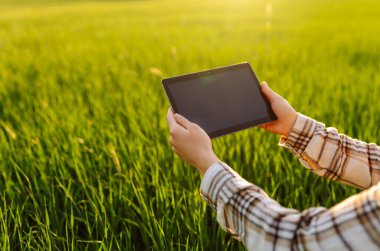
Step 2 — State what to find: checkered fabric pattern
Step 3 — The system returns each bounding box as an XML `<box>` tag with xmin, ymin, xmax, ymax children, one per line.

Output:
<box><xmin>200</xmin><ymin>113</ymin><xmax>380</xmax><ymax>250</ymax></box>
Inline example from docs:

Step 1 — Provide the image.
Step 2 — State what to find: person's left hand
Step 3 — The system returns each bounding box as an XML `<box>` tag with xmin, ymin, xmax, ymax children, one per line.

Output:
<box><xmin>166</xmin><ymin>108</ymin><xmax>219</xmax><ymax>175</ymax></box>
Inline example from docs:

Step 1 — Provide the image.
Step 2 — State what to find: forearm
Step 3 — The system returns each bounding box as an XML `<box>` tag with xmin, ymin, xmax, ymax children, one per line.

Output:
<box><xmin>200</xmin><ymin>162</ymin><xmax>380</xmax><ymax>250</ymax></box>
<box><xmin>280</xmin><ymin>113</ymin><xmax>380</xmax><ymax>189</ymax></box>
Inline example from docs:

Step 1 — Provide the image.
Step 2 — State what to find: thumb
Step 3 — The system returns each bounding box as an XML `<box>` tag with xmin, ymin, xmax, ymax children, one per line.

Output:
<box><xmin>261</xmin><ymin>82</ymin><xmax>279</xmax><ymax>102</ymax></box>
<box><xmin>174</xmin><ymin>113</ymin><xmax>193</xmax><ymax>130</ymax></box>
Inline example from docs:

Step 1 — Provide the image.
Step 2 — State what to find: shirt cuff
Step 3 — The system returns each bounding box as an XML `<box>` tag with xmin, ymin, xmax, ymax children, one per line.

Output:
<box><xmin>200</xmin><ymin>162</ymin><xmax>252</xmax><ymax>210</ymax></box>
<box><xmin>279</xmin><ymin>113</ymin><xmax>324</xmax><ymax>155</ymax></box>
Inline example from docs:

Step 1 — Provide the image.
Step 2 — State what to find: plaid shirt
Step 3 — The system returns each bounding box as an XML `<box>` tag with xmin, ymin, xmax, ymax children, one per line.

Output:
<box><xmin>200</xmin><ymin>113</ymin><xmax>380</xmax><ymax>250</ymax></box>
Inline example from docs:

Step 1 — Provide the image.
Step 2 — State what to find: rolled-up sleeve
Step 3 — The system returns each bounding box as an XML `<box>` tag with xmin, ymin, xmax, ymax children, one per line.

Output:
<box><xmin>280</xmin><ymin>113</ymin><xmax>380</xmax><ymax>189</ymax></box>
<box><xmin>200</xmin><ymin>162</ymin><xmax>380</xmax><ymax>250</ymax></box>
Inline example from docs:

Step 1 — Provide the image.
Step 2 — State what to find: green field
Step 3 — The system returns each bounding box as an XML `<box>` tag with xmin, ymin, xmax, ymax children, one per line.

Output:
<box><xmin>1</xmin><ymin>0</ymin><xmax>380</xmax><ymax>250</ymax></box>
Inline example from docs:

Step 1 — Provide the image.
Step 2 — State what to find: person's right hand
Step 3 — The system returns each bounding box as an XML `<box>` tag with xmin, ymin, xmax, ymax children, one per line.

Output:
<box><xmin>260</xmin><ymin>82</ymin><xmax>298</xmax><ymax>137</ymax></box>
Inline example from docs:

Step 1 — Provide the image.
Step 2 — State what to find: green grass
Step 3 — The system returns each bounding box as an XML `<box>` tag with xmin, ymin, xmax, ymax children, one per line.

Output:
<box><xmin>1</xmin><ymin>0</ymin><xmax>380</xmax><ymax>249</ymax></box>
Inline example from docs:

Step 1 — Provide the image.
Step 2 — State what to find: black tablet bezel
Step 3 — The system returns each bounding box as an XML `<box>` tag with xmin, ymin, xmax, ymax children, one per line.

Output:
<box><xmin>162</xmin><ymin>62</ymin><xmax>277</xmax><ymax>138</ymax></box>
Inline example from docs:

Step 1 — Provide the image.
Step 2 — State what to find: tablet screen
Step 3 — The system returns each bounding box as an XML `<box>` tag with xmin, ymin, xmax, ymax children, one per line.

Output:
<box><xmin>162</xmin><ymin>63</ymin><xmax>276</xmax><ymax>138</ymax></box>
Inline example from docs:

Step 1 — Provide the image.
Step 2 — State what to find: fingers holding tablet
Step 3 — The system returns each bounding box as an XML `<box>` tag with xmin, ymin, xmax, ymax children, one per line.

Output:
<box><xmin>162</xmin><ymin>63</ymin><xmax>277</xmax><ymax>138</ymax></box>
<box><xmin>259</xmin><ymin>82</ymin><xmax>298</xmax><ymax>137</ymax></box>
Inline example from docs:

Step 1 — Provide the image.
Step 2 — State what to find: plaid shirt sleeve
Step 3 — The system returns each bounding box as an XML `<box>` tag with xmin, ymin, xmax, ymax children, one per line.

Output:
<box><xmin>200</xmin><ymin>114</ymin><xmax>380</xmax><ymax>250</ymax></box>
<box><xmin>280</xmin><ymin>113</ymin><xmax>380</xmax><ymax>189</ymax></box>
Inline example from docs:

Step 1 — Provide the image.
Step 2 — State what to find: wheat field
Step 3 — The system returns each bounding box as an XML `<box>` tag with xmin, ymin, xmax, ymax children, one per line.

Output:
<box><xmin>0</xmin><ymin>0</ymin><xmax>380</xmax><ymax>250</ymax></box>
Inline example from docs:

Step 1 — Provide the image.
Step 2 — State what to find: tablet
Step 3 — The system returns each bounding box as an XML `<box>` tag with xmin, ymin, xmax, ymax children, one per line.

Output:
<box><xmin>162</xmin><ymin>62</ymin><xmax>277</xmax><ymax>138</ymax></box>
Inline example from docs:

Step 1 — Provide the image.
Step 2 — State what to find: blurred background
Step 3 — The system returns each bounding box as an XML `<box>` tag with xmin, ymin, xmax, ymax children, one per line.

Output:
<box><xmin>1</xmin><ymin>0</ymin><xmax>380</xmax><ymax>250</ymax></box>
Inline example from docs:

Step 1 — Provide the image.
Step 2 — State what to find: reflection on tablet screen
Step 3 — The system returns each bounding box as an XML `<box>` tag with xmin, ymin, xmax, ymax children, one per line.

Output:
<box><xmin>167</xmin><ymin>67</ymin><xmax>268</xmax><ymax>134</ymax></box>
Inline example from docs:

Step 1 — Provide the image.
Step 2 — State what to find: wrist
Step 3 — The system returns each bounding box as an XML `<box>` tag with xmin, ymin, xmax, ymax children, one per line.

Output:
<box><xmin>283</xmin><ymin>111</ymin><xmax>298</xmax><ymax>137</ymax></box>
<box><xmin>197</xmin><ymin>152</ymin><xmax>219</xmax><ymax>175</ymax></box>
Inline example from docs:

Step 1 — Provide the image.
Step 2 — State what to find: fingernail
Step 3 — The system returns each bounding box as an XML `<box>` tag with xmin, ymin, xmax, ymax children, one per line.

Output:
<box><xmin>174</xmin><ymin>114</ymin><xmax>180</xmax><ymax>119</ymax></box>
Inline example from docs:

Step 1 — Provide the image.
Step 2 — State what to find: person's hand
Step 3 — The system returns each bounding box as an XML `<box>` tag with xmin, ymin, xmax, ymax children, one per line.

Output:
<box><xmin>260</xmin><ymin>82</ymin><xmax>298</xmax><ymax>137</ymax></box>
<box><xmin>166</xmin><ymin>108</ymin><xmax>219</xmax><ymax>175</ymax></box>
